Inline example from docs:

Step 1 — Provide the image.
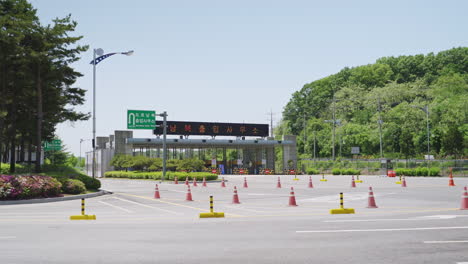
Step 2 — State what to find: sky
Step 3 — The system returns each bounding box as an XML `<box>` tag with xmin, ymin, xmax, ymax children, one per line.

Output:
<box><xmin>29</xmin><ymin>0</ymin><xmax>468</xmax><ymax>157</ymax></box>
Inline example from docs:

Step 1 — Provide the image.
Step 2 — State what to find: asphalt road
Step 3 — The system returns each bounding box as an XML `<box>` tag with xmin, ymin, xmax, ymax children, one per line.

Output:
<box><xmin>1</xmin><ymin>174</ymin><xmax>468</xmax><ymax>264</ymax></box>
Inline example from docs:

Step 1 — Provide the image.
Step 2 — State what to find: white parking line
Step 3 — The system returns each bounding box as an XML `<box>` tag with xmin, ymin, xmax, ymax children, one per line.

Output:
<box><xmin>99</xmin><ymin>201</ymin><xmax>134</xmax><ymax>213</ymax></box>
<box><xmin>223</xmin><ymin>205</ymin><xmax>269</xmax><ymax>213</ymax></box>
<box><xmin>423</xmin><ymin>241</ymin><xmax>468</xmax><ymax>244</ymax></box>
<box><xmin>113</xmin><ymin>197</ymin><xmax>181</xmax><ymax>215</ymax></box>
<box><xmin>296</xmin><ymin>226</ymin><xmax>468</xmax><ymax>233</ymax></box>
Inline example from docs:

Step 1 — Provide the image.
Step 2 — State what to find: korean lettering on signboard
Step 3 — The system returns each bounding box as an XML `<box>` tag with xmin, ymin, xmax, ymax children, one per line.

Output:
<box><xmin>154</xmin><ymin>121</ymin><xmax>269</xmax><ymax>137</ymax></box>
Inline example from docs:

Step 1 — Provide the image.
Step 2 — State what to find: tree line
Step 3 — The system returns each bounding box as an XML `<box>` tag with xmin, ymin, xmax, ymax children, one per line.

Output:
<box><xmin>0</xmin><ymin>0</ymin><xmax>88</xmax><ymax>172</ymax></box>
<box><xmin>280</xmin><ymin>47</ymin><xmax>467</xmax><ymax>159</ymax></box>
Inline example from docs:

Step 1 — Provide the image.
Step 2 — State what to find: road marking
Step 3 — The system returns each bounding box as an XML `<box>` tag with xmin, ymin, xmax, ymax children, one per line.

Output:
<box><xmin>223</xmin><ymin>205</ymin><xmax>269</xmax><ymax>213</ymax></box>
<box><xmin>416</xmin><ymin>215</ymin><xmax>468</xmax><ymax>220</ymax></box>
<box><xmin>423</xmin><ymin>241</ymin><xmax>468</xmax><ymax>244</ymax></box>
<box><xmin>324</xmin><ymin>215</ymin><xmax>468</xmax><ymax>223</ymax></box>
<box><xmin>297</xmin><ymin>226</ymin><xmax>468</xmax><ymax>233</ymax></box>
<box><xmin>324</xmin><ymin>218</ymin><xmax>418</xmax><ymax>223</ymax></box>
<box><xmin>167</xmin><ymin>190</ymin><xmax>186</xmax><ymax>193</ymax></box>
<box><xmin>99</xmin><ymin>200</ymin><xmax>134</xmax><ymax>213</ymax></box>
<box><xmin>113</xmin><ymin>196</ymin><xmax>181</xmax><ymax>215</ymax></box>
<box><xmin>117</xmin><ymin>193</ymin><xmax>244</xmax><ymax>217</ymax></box>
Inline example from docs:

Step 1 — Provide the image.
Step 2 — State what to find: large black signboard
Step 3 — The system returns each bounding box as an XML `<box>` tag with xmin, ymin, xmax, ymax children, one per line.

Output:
<box><xmin>154</xmin><ymin>121</ymin><xmax>269</xmax><ymax>137</ymax></box>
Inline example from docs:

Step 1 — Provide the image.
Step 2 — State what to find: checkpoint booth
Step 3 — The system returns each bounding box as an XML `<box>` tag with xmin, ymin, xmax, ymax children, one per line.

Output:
<box><xmin>88</xmin><ymin>120</ymin><xmax>297</xmax><ymax>176</ymax></box>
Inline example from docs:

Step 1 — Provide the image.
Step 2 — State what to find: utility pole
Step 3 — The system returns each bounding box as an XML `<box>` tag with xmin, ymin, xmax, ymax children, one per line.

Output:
<box><xmin>303</xmin><ymin>113</ymin><xmax>307</xmax><ymax>154</ymax></box>
<box><xmin>332</xmin><ymin>92</ymin><xmax>336</xmax><ymax>160</ymax></box>
<box><xmin>267</xmin><ymin>109</ymin><xmax>275</xmax><ymax>138</ymax></box>
<box><xmin>158</xmin><ymin>111</ymin><xmax>168</xmax><ymax>182</ymax></box>
<box><xmin>313</xmin><ymin>130</ymin><xmax>316</xmax><ymax>160</ymax></box>
<box><xmin>377</xmin><ymin>98</ymin><xmax>383</xmax><ymax>159</ymax></box>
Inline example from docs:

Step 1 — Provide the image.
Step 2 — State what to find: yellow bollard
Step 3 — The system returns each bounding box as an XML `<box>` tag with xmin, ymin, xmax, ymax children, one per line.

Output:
<box><xmin>330</xmin><ymin>192</ymin><xmax>355</xmax><ymax>214</ymax></box>
<box><xmin>70</xmin><ymin>198</ymin><xmax>96</xmax><ymax>220</ymax></box>
<box><xmin>199</xmin><ymin>196</ymin><xmax>224</xmax><ymax>218</ymax></box>
<box><xmin>396</xmin><ymin>175</ymin><xmax>402</xmax><ymax>184</ymax></box>
<box><xmin>320</xmin><ymin>174</ymin><xmax>328</xmax><ymax>182</ymax></box>
<box><xmin>355</xmin><ymin>175</ymin><xmax>363</xmax><ymax>183</ymax></box>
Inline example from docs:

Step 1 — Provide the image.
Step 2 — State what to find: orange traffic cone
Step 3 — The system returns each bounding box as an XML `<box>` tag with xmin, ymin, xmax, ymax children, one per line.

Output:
<box><xmin>243</xmin><ymin>177</ymin><xmax>248</xmax><ymax>188</ymax></box>
<box><xmin>288</xmin><ymin>187</ymin><xmax>298</xmax><ymax>206</ymax></box>
<box><xmin>461</xmin><ymin>186</ymin><xmax>468</xmax><ymax>210</ymax></box>
<box><xmin>185</xmin><ymin>177</ymin><xmax>189</xmax><ymax>185</ymax></box>
<box><xmin>277</xmin><ymin>177</ymin><xmax>282</xmax><ymax>188</ymax></box>
<box><xmin>221</xmin><ymin>177</ymin><xmax>226</xmax><ymax>188</ymax></box>
<box><xmin>402</xmin><ymin>177</ymin><xmax>407</xmax><ymax>187</ymax></box>
<box><xmin>174</xmin><ymin>176</ymin><xmax>178</xmax><ymax>185</ymax></box>
<box><xmin>308</xmin><ymin>176</ymin><xmax>314</xmax><ymax>188</ymax></box>
<box><xmin>367</xmin><ymin>186</ymin><xmax>378</xmax><ymax>208</ymax></box>
<box><xmin>351</xmin><ymin>176</ymin><xmax>356</xmax><ymax>188</ymax></box>
<box><xmin>193</xmin><ymin>177</ymin><xmax>198</xmax><ymax>187</ymax></box>
<box><xmin>185</xmin><ymin>185</ymin><xmax>193</xmax><ymax>201</ymax></box>
<box><xmin>232</xmin><ymin>186</ymin><xmax>241</xmax><ymax>204</ymax></box>
<box><xmin>202</xmin><ymin>177</ymin><xmax>207</xmax><ymax>187</ymax></box>
<box><xmin>449</xmin><ymin>168</ymin><xmax>456</xmax><ymax>187</ymax></box>
<box><xmin>154</xmin><ymin>184</ymin><xmax>161</xmax><ymax>199</ymax></box>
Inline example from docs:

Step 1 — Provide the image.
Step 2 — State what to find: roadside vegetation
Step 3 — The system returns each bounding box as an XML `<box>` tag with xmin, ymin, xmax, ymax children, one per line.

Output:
<box><xmin>279</xmin><ymin>47</ymin><xmax>467</xmax><ymax>160</ymax></box>
<box><xmin>107</xmin><ymin>155</ymin><xmax>218</xmax><ymax>181</ymax></box>
<box><xmin>0</xmin><ymin>149</ymin><xmax>100</xmax><ymax>200</ymax></box>
<box><xmin>0</xmin><ymin>0</ymin><xmax>89</xmax><ymax>174</ymax></box>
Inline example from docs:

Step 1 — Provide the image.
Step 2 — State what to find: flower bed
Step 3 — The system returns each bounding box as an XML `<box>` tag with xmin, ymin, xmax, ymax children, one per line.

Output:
<box><xmin>0</xmin><ymin>175</ymin><xmax>62</xmax><ymax>200</ymax></box>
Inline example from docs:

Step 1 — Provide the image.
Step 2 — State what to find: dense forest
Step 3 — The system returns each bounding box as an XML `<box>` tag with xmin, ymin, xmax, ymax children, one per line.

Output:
<box><xmin>0</xmin><ymin>0</ymin><xmax>88</xmax><ymax>172</ymax></box>
<box><xmin>279</xmin><ymin>47</ymin><xmax>467</xmax><ymax>159</ymax></box>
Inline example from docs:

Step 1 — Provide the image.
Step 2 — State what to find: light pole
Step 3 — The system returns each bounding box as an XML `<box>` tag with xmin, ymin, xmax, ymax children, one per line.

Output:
<box><xmin>79</xmin><ymin>139</ymin><xmax>89</xmax><ymax>169</ymax></box>
<box><xmin>411</xmin><ymin>105</ymin><xmax>430</xmax><ymax>176</ymax></box>
<box><xmin>377</xmin><ymin>97</ymin><xmax>383</xmax><ymax>159</ymax></box>
<box><xmin>158</xmin><ymin>111</ymin><xmax>168</xmax><ymax>182</ymax></box>
<box><xmin>91</xmin><ymin>48</ymin><xmax>134</xmax><ymax>178</ymax></box>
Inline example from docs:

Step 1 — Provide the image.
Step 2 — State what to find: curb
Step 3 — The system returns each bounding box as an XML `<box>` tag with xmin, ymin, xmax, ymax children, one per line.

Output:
<box><xmin>0</xmin><ymin>189</ymin><xmax>113</xmax><ymax>205</ymax></box>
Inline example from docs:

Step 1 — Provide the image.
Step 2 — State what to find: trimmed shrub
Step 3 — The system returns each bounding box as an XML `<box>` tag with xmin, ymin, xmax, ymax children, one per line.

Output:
<box><xmin>332</xmin><ymin>168</ymin><xmax>341</xmax><ymax>175</ymax></box>
<box><xmin>341</xmin><ymin>168</ymin><xmax>361</xmax><ymax>175</ymax></box>
<box><xmin>41</xmin><ymin>164</ymin><xmax>101</xmax><ymax>190</ymax></box>
<box><xmin>62</xmin><ymin>179</ymin><xmax>86</xmax><ymax>194</ymax></box>
<box><xmin>395</xmin><ymin>167</ymin><xmax>440</xmax><ymax>176</ymax></box>
<box><xmin>104</xmin><ymin>171</ymin><xmax>218</xmax><ymax>181</ymax></box>
<box><xmin>306</xmin><ymin>168</ymin><xmax>320</xmax><ymax>175</ymax></box>
<box><xmin>74</xmin><ymin>175</ymin><xmax>101</xmax><ymax>190</ymax></box>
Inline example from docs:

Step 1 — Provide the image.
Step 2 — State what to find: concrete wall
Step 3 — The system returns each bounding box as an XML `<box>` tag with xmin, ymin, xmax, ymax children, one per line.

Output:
<box><xmin>282</xmin><ymin>135</ymin><xmax>297</xmax><ymax>171</ymax></box>
<box><xmin>115</xmin><ymin>130</ymin><xmax>133</xmax><ymax>155</ymax></box>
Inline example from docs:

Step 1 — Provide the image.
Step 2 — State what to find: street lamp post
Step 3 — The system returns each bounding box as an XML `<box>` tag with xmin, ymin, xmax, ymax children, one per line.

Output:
<box><xmin>411</xmin><ymin>105</ymin><xmax>430</xmax><ymax>176</ymax></box>
<box><xmin>91</xmin><ymin>48</ymin><xmax>134</xmax><ymax>178</ymax></box>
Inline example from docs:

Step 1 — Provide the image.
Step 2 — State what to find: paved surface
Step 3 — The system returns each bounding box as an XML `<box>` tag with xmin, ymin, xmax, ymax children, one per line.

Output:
<box><xmin>1</xmin><ymin>175</ymin><xmax>468</xmax><ymax>264</ymax></box>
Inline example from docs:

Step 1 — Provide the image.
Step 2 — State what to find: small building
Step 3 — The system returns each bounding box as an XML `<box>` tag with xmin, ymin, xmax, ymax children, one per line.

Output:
<box><xmin>86</xmin><ymin>121</ymin><xmax>297</xmax><ymax>177</ymax></box>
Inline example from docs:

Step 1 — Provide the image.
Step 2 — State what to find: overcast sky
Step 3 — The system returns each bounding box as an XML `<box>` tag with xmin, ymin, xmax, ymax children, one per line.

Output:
<box><xmin>30</xmin><ymin>0</ymin><xmax>468</xmax><ymax>156</ymax></box>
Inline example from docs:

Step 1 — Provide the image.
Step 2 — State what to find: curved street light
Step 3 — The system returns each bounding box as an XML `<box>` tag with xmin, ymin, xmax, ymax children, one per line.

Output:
<box><xmin>90</xmin><ymin>49</ymin><xmax>134</xmax><ymax>178</ymax></box>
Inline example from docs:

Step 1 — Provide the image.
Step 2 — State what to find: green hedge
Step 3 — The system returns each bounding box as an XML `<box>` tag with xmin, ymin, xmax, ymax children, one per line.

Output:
<box><xmin>41</xmin><ymin>165</ymin><xmax>101</xmax><ymax>190</ymax></box>
<box><xmin>306</xmin><ymin>168</ymin><xmax>320</xmax><ymax>175</ymax></box>
<box><xmin>395</xmin><ymin>167</ymin><xmax>440</xmax><ymax>176</ymax></box>
<box><xmin>104</xmin><ymin>171</ymin><xmax>218</xmax><ymax>181</ymax></box>
<box><xmin>332</xmin><ymin>168</ymin><xmax>361</xmax><ymax>175</ymax></box>
<box><xmin>62</xmin><ymin>179</ymin><xmax>86</xmax><ymax>194</ymax></box>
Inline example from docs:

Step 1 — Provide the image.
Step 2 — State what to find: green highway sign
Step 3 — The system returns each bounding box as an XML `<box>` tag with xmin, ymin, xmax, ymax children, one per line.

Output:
<box><xmin>43</xmin><ymin>139</ymin><xmax>62</xmax><ymax>151</ymax></box>
<box><xmin>127</xmin><ymin>110</ymin><xmax>156</xmax><ymax>129</ymax></box>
